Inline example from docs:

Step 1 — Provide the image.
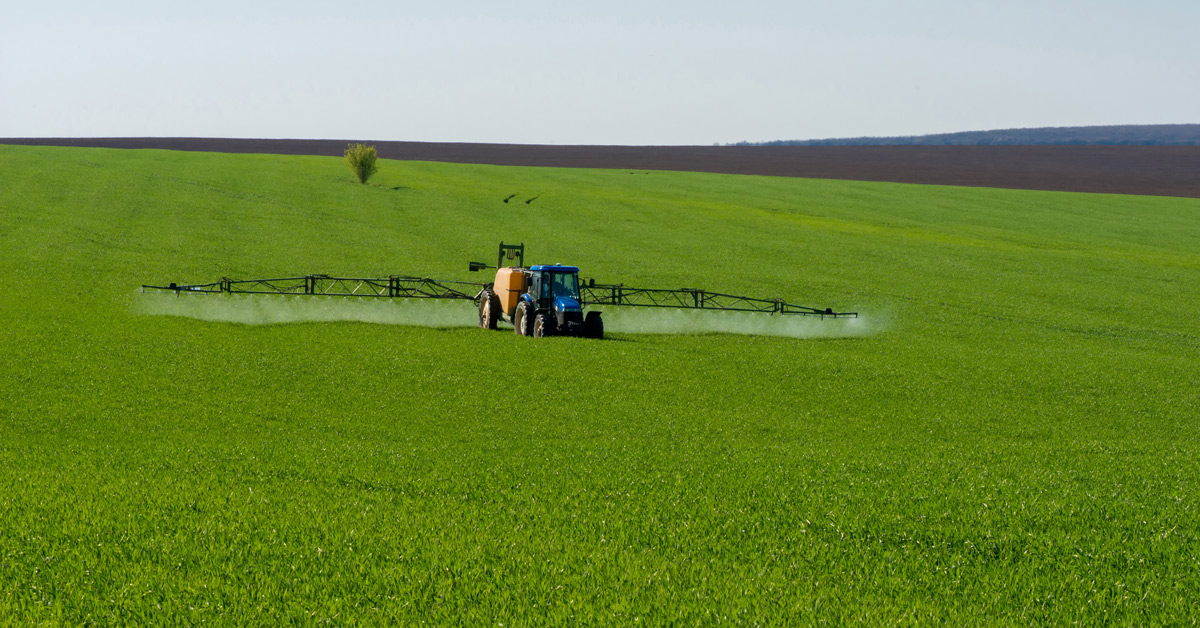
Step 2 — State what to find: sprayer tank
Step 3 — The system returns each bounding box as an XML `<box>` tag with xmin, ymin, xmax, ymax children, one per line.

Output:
<box><xmin>494</xmin><ymin>267</ymin><xmax>527</xmax><ymax>316</ymax></box>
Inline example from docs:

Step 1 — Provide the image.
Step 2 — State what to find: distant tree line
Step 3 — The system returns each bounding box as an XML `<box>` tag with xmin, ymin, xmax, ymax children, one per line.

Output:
<box><xmin>730</xmin><ymin>124</ymin><xmax>1200</xmax><ymax>147</ymax></box>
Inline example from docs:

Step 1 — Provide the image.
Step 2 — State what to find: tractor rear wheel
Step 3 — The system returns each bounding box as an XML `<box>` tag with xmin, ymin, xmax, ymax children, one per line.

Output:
<box><xmin>533</xmin><ymin>313</ymin><xmax>554</xmax><ymax>338</ymax></box>
<box><xmin>514</xmin><ymin>300</ymin><xmax>534</xmax><ymax>336</ymax></box>
<box><xmin>478</xmin><ymin>289</ymin><xmax>500</xmax><ymax>329</ymax></box>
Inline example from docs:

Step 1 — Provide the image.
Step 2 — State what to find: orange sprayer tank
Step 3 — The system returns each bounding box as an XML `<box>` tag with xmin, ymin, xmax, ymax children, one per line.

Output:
<box><xmin>494</xmin><ymin>267</ymin><xmax>527</xmax><ymax>316</ymax></box>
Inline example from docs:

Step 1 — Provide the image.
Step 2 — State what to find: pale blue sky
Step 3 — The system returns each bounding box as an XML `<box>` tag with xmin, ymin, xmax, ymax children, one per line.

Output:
<box><xmin>2</xmin><ymin>1</ymin><xmax>1196</xmax><ymax>144</ymax></box>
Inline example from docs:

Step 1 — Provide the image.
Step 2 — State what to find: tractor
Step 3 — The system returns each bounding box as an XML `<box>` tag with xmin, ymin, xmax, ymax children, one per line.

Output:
<box><xmin>143</xmin><ymin>243</ymin><xmax>857</xmax><ymax>332</ymax></box>
<box><xmin>472</xmin><ymin>243</ymin><xmax>603</xmax><ymax>338</ymax></box>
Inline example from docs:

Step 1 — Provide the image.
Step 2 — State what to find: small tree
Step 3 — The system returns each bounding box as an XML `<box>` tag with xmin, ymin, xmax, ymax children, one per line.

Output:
<box><xmin>344</xmin><ymin>143</ymin><xmax>379</xmax><ymax>184</ymax></box>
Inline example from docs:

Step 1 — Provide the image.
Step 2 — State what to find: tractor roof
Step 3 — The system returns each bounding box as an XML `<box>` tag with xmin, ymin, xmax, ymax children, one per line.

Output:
<box><xmin>530</xmin><ymin>264</ymin><xmax>580</xmax><ymax>273</ymax></box>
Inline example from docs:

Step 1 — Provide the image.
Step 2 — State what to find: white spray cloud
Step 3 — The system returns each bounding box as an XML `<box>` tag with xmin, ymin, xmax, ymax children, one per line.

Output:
<box><xmin>600</xmin><ymin>306</ymin><xmax>877</xmax><ymax>338</ymax></box>
<box><xmin>136</xmin><ymin>293</ymin><xmax>478</xmax><ymax>327</ymax></box>
<box><xmin>135</xmin><ymin>294</ymin><xmax>880</xmax><ymax>339</ymax></box>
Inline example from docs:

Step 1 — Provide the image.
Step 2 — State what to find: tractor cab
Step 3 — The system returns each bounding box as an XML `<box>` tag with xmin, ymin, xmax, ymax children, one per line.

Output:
<box><xmin>528</xmin><ymin>265</ymin><xmax>582</xmax><ymax>313</ymax></box>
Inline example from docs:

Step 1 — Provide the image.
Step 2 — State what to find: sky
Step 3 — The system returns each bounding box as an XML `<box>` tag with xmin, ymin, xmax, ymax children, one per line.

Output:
<box><xmin>1</xmin><ymin>1</ymin><xmax>1196</xmax><ymax>145</ymax></box>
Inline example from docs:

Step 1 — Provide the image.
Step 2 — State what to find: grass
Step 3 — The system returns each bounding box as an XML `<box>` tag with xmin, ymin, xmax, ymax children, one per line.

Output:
<box><xmin>1</xmin><ymin>144</ymin><xmax>1198</xmax><ymax>624</ymax></box>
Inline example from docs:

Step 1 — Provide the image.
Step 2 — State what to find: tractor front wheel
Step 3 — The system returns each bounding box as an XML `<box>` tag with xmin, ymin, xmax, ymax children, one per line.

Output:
<box><xmin>533</xmin><ymin>313</ymin><xmax>554</xmax><ymax>338</ymax></box>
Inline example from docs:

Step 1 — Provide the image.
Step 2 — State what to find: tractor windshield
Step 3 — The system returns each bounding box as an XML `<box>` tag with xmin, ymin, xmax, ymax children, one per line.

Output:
<box><xmin>549</xmin><ymin>272</ymin><xmax>580</xmax><ymax>299</ymax></box>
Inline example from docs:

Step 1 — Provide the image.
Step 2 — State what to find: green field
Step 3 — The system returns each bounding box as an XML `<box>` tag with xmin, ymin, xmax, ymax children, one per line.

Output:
<box><xmin>2</xmin><ymin>144</ymin><xmax>1198</xmax><ymax>624</ymax></box>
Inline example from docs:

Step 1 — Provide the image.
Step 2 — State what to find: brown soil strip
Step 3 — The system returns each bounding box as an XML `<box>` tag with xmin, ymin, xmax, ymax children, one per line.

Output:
<box><xmin>4</xmin><ymin>137</ymin><xmax>1199</xmax><ymax>198</ymax></box>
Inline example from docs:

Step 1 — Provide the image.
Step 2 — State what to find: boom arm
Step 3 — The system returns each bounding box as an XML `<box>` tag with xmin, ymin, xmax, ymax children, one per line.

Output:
<box><xmin>143</xmin><ymin>274</ymin><xmax>855</xmax><ymax>318</ymax></box>
<box><xmin>581</xmin><ymin>282</ymin><xmax>856</xmax><ymax>318</ymax></box>
<box><xmin>142</xmin><ymin>275</ymin><xmax>483</xmax><ymax>300</ymax></box>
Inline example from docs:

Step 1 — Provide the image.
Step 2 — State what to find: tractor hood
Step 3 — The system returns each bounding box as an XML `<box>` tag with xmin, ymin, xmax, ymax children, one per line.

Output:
<box><xmin>554</xmin><ymin>296</ymin><xmax>582</xmax><ymax>312</ymax></box>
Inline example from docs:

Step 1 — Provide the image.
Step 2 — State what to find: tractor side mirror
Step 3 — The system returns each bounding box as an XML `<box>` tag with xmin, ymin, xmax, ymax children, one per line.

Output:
<box><xmin>469</xmin><ymin>261</ymin><xmax>490</xmax><ymax>272</ymax></box>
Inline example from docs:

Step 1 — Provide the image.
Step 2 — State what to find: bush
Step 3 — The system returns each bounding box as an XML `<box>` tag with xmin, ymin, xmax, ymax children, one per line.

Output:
<box><xmin>344</xmin><ymin>143</ymin><xmax>379</xmax><ymax>184</ymax></box>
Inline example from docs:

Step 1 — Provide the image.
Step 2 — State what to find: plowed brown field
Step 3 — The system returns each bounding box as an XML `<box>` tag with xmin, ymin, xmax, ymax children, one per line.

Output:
<box><xmin>5</xmin><ymin>137</ymin><xmax>1198</xmax><ymax>198</ymax></box>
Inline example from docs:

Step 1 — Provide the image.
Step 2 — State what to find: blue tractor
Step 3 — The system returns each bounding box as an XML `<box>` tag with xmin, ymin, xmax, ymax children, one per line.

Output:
<box><xmin>474</xmin><ymin>244</ymin><xmax>604</xmax><ymax>339</ymax></box>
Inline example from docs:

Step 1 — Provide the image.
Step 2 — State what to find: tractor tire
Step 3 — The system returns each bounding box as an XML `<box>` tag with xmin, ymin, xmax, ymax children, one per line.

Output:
<box><xmin>514</xmin><ymin>300</ymin><xmax>534</xmax><ymax>336</ymax></box>
<box><xmin>532</xmin><ymin>313</ymin><xmax>552</xmax><ymax>338</ymax></box>
<box><xmin>584</xmin><ymin>311</ymin><xmax>604</xmax><ymax>339</ymax></box>
<box><xmin>478</xmin><ymin>289</ymin><xmax>501</xmax><ymax>330</ymax></box>
<box><xmin>533</xmin><ymin>313</ymin><xmax>554</xmax><ymax>338</ymax></box>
